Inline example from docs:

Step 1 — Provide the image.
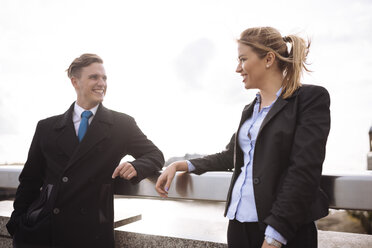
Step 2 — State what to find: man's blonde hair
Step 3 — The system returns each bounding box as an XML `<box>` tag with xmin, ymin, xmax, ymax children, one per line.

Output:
<box><xmin>66</xmin><ymin>53</ymin><xmax>103</xmax><ymax>79</ymax></box>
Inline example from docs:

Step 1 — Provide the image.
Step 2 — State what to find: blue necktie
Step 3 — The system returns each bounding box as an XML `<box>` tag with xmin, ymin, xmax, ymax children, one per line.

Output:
<box><xmin>78</xmin><ymin>111</ymin><xmax>93</xmax><ymax>142</ymax></box>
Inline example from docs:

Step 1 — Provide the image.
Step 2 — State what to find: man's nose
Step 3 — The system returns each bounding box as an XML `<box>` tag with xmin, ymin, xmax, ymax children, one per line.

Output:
<box><xmin>97</xmin><ymin>77</ymin><xmax>106</xmax><ymax>86</ymax></box>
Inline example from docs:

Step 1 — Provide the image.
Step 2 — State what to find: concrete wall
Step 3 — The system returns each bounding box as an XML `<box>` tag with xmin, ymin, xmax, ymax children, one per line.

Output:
<box><xmin>1</xmin><ymin>199</ymin><xmax>372</xmax><ymax>248</ymax></box>
<box><xmin>1</xmin><ymin>228</ymin><xmax>372</xmax><ymax>248</ymax></box>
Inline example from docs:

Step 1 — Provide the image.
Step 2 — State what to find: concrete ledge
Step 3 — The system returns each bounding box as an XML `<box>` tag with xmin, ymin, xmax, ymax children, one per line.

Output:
<box><xmin>0</xmin><ymin>237</ymin><xmax>12</xmax><ymax>248</ymax></box>
<box><xmin>318</xmin><ymin>230</ymin><xmax>372</xmax><ymax>248</ymax></box>
<box><xmin>0</xmin><ymin>202</ymin><xmax>11</xmax><ymax>238</ymax></box>
<box><xmin>113</xmin><ymin>229</ymin><xmax>372</xmax><ymax>248</ymax></box>
<box><xmin>3</xmin><ymin>228</ymin><xmax>372</xmax><ymax>248</ymax></box>
<box><xmin>1</xmin><ymin>199</ymin><xmax>372</xmax><ymax>248</ymax></box>
<box><xmin>114</xmin><ymin>231</ymin><xmax>226</xmax><ymax>248</ymax></box>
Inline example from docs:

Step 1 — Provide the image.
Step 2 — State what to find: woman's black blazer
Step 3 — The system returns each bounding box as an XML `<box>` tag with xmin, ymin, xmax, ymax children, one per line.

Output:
<box><xmin>190</xmin><ymin>84</ymin><xmax>331</xmax><ymax>241</ymax></box>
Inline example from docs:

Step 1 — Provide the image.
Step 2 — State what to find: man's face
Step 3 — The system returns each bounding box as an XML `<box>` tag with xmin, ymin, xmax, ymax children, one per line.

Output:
<box><xmin>71</xmin><ymin>62</ymin><xmax>107</xmax><ymax>109</ymax></box>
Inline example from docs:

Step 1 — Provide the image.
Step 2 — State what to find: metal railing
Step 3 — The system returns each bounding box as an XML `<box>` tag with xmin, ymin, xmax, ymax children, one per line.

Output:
<box><xmin>1</xmin><ymin>165</ymin><xmax>372</xmax><ymax>211</ymax></box>
<box><xmin>368</xmin><ymin>126</ymin><xmax>372</xmax><ymax>170</ymax></box>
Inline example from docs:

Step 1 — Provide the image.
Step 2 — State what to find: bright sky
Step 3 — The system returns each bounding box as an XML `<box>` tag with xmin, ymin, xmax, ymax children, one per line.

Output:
<box><xmin>1</xmin><ymin>0</ymin><xmax>371</xmax><ymax>172</ymax></box>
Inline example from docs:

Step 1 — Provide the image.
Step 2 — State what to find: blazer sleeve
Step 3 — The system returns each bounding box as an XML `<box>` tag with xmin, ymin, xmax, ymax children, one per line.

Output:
<box><xmin>188</xmin><ymin>133</ymin><xmax>236</xmax><ymax>175</ymax></box>
<box><xmin>126</xmin><ymin>117</ymin><xmax>164</xmax><ymax>183</ymax></box>
<box><xmin>7</xmin><ymin>121</ymin><xmax>46</xmax><ymax>236</ymax></box>
<box><xmin>264</xmin><ymin>86</ymin><xmax>331</xmax><ymax>240</ymax></box>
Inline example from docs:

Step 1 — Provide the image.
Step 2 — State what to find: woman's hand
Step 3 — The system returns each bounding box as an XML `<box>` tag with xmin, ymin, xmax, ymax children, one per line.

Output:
<box><xmin>262</xmin><ymin>239</ymin><xmax>282</xmax><ymax>248</ymax></box>
<box><xmin>155</xmin><ymin>161</ymin><xmax>188</xmax><ymax>197</ymax></box>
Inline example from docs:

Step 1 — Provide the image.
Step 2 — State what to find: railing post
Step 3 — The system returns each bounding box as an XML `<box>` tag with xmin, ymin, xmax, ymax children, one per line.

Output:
<box><xmin>369</xmin><ymin>126</ymin><xmax>372</xmax><ymax>152</ymax></box>
<box><xmin>368</xmin><ymin>126</ymin><xmax>372</xmax><ymax>170</ymax></box>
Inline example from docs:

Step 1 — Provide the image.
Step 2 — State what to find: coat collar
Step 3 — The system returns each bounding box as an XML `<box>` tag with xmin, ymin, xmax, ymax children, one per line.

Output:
<box><xmin>239</xmin><ymin>99</ymin><xmax>256</xmax><ymax>128</ymax></box>
<box><xmin>54</xmin><ymin>103</ymin><xmax>75</xmax><ymax>130</ymax></box>
<box><xmin>255</xmin><ymin>85</ymin><xmax>301</xmax><ymax>133</ymax></box>
<box><xmin>257</xmin><ymin>96</ymin><xmax>287</xmax><ymax>135</ymax></box>
<box><xmin>66</xmin><ymin>103</ymin><xmax>113</xmax><ymax>170</ymax></box>
<box><xmin>238</xmin><ymin>91</ymin><xmax>291</xmax><ymax>138</ymax></box>
<box><xmin>238</xmin><ymin>84</ymin><xmax>302</xmax><ymax>130</ymax></box>
<box><xmin>54</xmin><ymin>102</ymin><xmax>114</xmax><ymax>170</ymax></box>
<box><xmin>54</xmin><ymin>103</ymin><xmax>78</xmax><ymax>159</ymax></box>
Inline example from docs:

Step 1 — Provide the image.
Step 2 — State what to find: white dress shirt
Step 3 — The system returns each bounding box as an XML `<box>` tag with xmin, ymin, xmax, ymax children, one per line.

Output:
<box><xmin>72</xmin><ymin>102</ymin><xmax>99</xmax><ymax>135</ymax></box>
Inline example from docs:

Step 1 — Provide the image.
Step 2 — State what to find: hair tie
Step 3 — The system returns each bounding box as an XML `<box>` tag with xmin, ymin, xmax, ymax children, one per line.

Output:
<box><xmin>283</xmin><ymin>36</ymin><xmax>291</xmax><ymax>43</ymax></box>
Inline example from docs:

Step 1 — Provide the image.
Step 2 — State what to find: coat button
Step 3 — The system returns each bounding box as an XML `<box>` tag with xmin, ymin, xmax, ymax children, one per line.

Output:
<box><xmin>53</xmin><ymin>208</ymin><xmax>60</xmax><ymax>215</ymax></box>
<box><xmin>62</xmin><ymin>177</ymin><xmax>69</xmax><ymax>183</ymax></box>
<box><xmin>253</xmin><ymin>177</ymin><xmax>260</xmax><ymax>184</ymax></box>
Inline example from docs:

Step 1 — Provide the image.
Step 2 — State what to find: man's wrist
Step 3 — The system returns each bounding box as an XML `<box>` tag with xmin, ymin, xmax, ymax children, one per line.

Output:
<box><xmin>265</xmin><ymin>236</ymin><xmax>282</xmax><ymax>247</ymax></box>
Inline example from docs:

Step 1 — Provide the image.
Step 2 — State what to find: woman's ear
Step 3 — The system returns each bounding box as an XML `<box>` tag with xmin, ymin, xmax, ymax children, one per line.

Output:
<box><xmin>265</xmin><ymin>52</ymin><xmax>276</xmax><ymax>67</ymax></box>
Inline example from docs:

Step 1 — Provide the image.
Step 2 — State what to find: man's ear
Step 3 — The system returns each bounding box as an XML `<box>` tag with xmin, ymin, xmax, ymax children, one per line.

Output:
<box><xmin>71</xmin><ymin>77</ymin><xmax>78</xmax><ymax>90</ymax></box>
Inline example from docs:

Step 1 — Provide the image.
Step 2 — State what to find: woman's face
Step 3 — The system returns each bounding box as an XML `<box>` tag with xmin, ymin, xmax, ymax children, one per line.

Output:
<box><xmin>236</xmin><ymin>43</ymin><xmax>267</xmax><ymax>90</ymax></box>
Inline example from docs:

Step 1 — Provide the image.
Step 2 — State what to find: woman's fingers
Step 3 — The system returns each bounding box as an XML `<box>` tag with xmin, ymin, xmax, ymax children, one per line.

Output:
<box><xmin>155</xmin><ymin>167</ymin><xmax>176</xmax><ymax>197</ymax></box>
<box><xmin>155</xmin><ymin>174</ymin><xmax>167</xmax><ymax>195</ymax></box>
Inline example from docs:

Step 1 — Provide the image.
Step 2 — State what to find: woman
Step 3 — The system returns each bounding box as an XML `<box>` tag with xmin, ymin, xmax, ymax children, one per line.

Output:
<box><xmin>156</xmin><ymin>27</ymin><xmax>330</xmax><ymax>248</ymax></box>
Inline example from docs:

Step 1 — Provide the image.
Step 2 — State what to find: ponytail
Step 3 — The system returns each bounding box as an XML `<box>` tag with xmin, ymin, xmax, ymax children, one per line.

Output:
<box><xmin>281</xmin><ymin>35</ymin><xmax>311</xmax><ymax>98</ymax></box>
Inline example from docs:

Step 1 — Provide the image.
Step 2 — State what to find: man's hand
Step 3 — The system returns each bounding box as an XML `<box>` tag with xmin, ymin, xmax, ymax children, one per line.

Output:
<box><xmin>112</xmin><ymin>162</ymin><xmax>138</xmax><ymax>180</ymax></box>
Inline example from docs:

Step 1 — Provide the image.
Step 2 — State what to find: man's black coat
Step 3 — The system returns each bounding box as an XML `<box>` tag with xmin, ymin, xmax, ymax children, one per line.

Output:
<box><xmin>7</xmin><ymin>103</ymin><xmax>164</xmax><ymax>248</ymax></box>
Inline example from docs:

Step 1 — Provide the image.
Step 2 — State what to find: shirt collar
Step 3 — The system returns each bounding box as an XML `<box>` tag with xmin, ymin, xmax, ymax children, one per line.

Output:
<box><xmin>276</xmin><ymin>87</ymin><xmax>283</xmax><ymax>97</ymax></box>
<box><xmin>256</xmin><ymin>87</ymin><xmax>283</xmax><ymax>104</ymax></box>
<box><xmin>73</xmin><ymin>102</ymin><xmax>99</xmax><ymax>120</ymax></box>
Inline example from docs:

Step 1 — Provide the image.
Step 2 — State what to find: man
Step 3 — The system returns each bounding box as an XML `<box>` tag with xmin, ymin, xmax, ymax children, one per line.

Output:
<box><xmin>6</xmin><ymin>54</ymin><xmax>164</xmax><ymax>247</ymax></box>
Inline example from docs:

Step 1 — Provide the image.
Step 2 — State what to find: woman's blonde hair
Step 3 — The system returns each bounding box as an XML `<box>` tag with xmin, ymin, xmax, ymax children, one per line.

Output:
<box><xmin>238</xmin><ymin>27</ymin><xmax>310</xmax><ymax>98</ymax></box>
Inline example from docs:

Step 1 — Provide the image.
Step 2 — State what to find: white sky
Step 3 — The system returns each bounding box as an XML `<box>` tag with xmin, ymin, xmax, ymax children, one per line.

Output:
<box><xmin>1</xmin><ymin>0</ymin><xmax>371</xmax><ymax>172</ymax></box>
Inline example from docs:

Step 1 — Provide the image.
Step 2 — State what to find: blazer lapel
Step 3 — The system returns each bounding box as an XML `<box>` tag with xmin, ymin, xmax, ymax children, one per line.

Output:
<box><xmin>233</xmin><ymin>98</ymin><xmax>256</xmax><ymax>172</ymax></box>
<box><xmin>238</xmin><ymin>98</ymin><xmax>256</xmax><ymax>128</ymax></box>
<box><xmin>65</xmin><ymin>104</ymin><xmax>113</xmax><ymax>170</ymax></box>
<box><xmin>54</xmin><ymin>103</ymin><xmax>79</xmax><ymax>159</ymax></box>
<box><xmin>258</xmin><ymin>97</ymin><xmax>288</xmax><ymax>136</ymax></box>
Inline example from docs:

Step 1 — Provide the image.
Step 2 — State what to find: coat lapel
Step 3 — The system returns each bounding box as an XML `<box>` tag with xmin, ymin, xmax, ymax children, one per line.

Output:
<box><xmin>257</xmin><ymin>86</ymin><xmax>301</xmax><ymax>135</ymax></box>
<box><xmin>233</xmin><ymin>99</ymin><xmax>256</xmax><ymax>172</ymax></box>
<box><xmin>258</xmin><ymin>96</ymin><xmax>288</xmax><ymax>136</ymax></box>
<box><xmin>65</xmin><ymin>104</ymin><xmax>113</xmax><ymax>170</ymax></box>
<box><xmin>233</xmin><ymin>95</ymin><xmax>288</xmax><ymax>169</ymax></box>
<box><xmin>54</xmin><ymin>103</ymin><xmax>79</xmax><ymax>159</ymax></box>
<box><xmin>238</xmin><ymin>98</ymin><xmax>256</xmax><ymax>128</ymax></box>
